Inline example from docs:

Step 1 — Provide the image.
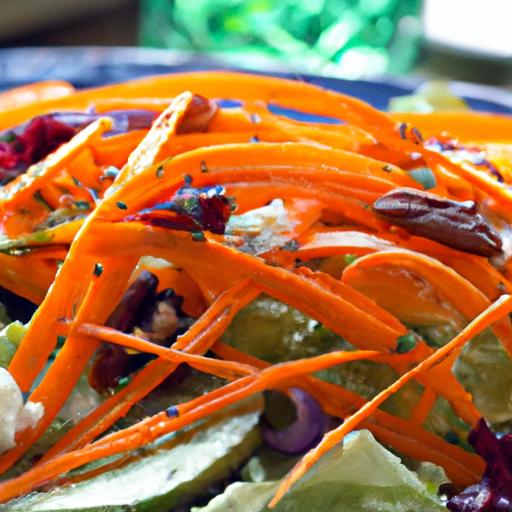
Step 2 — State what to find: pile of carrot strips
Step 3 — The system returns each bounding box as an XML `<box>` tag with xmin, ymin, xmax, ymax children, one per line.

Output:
<box><xmin>0</xmin><ymin>71</ymin><xmax>509</xmax><ymax>506</ymax></box>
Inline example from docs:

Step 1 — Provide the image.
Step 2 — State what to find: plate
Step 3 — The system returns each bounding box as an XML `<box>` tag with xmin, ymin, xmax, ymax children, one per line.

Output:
<box><xmin>1</xmin><ymin>46</ymin><xmax>512</xmax><ymax>113</ymax></box>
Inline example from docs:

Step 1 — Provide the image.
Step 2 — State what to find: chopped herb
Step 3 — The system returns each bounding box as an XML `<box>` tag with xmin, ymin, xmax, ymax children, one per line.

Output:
<box><xmin>250</xmin><ymin>135</ymin><xmax>260</xmax><ymax>143</ymax></box>
<box><xmin>166</xmin><ymin>405</ymin><xmax>179</xmax><ymax>418</ymax></box>
<box><xmin>382</xmin><ymin>164</ymin><xmax>393</xmax><ymax>173</ymax></box>
<box><xmin>398</xmin><ymin>122</ymin><xmax>407</xmax><ymax>140</ymax></box>
<box><xmin>156</xmin><ymin>165</ymin><xmax>164</xmax><ymax>179</ymax></box>
<box><xmin>200</xmin><ymin>160</ymin><xmax>209</xmax><ymax>173</ymax></box>
<box><xmin>0</xmin><ymin>132</ymin><xmax>16</xmax><ymax>143</ymax></box>
<box><xmin>103</xmin><ymin>166</ymin><xmax>120</xmax><ymax>179</ymax></box>
<box><xmin>409</xmin><ymin>167</ymin><xmax>437</xmax><ymax>190</ymax></box>
<box><xmin>343</xmin><ymin>254</ymin><xmax>358</xmax><ymax>265</ymax></box>
<box><xmin>192</xmin><ymin>231</ymin><xmax>206</xmax><ymax>241</ymax></box>
<box><xmin>444</xmin><ymin>431</ymin><xmax>460</xmax><ymax>445</ymax></box>
<box><xmin>93</xmin><ymin>262</ymin><xmax>104</xmax><ymax>277</ymax></box>
<box><xmin>283</xmin><ymin>239</ymin><xmax>299</xmax><ymax>251</ymax></box>
<box><xmin>395</xmin><ymin>333</ymin><xmax>417</xmax><ymax>353</ymax></box>
<box><xmin>56</xmin><ymin>335</ymin><xmax>66</xmax><ymax>348</ymax></box>
<box><xmin>411</xmin><ymin>126</ymin><xmax>424</xmax><ymax>143</ymax></box>
<box><xmin>71</xmin><ymin>176</ymin><xmax>82</xmax><ymax>187</ymax></box>
<box><xmin>116</xmin><ymin>376</ymin><xmax>132</xmax><ymax>391</ymax></box>
<box><xmin>74</xmin><ymin>200</ymin><xmax>90</xmax><ymax>211</ymax></box>
<box><xmin>116</xmin><ymin>201</ymin><xmax>128</xmax><ymax>210</ymax></box>
<box><xmin>88</xmin><ymin>187</ymin><xmax>99</xmax><ymax>201</ymax></box>
<box><xmin>183</xmin><ymin>174</ymin><xmax>193</xmax><ymax>186</ymax></box>
<box><xmin>33</xmin><ymin>190</ymin><xmax>54</xmax><ymax>211</ymax></box>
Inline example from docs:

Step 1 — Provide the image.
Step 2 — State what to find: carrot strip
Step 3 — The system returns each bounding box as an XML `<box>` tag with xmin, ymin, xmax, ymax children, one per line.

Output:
<box><xmin>211</xmin><ymin>341</ymin><xmax>483</xmax><ymax>486</ymax></box>
<box><xmin>410</xmin><ymin>388</ymin><xmax>437</xmax><ymax>425</ymax></box>
<box><xmin>390</xmin><ymin>111</ymin><xmax>512</xmax><ymax>143</ymax></box>
<box><xmin>0</xmin><ymin>350</ymin><xmax>388</xmax><ymax>501</ymax></box>
<box><xmin>76</xmin><ymin>323</ymin><xmax>256</xmax><ymax>379</ymax></box>
<box><xmin>39</xmin><ymin>280</ymin><xmax>259</xmax><ymax>462</ymax></box>
<box><xmin>86</xmin><ymin>221</ymin><xmax>403</xmax><ymax>351</ymax></box>
<box><xmin>343</xmin><ymin>249</ymin><xmax>512</xmax><ymax>356</ymax></box>
<box><xmin>269</xmin><ymin>294</ymin><xmax>512</xmax><ymax>507</ymax></box>
<box><xmin>0</xmin><ymin>257</ymin><xmax>139</xmax><ymax>474</ymax></box>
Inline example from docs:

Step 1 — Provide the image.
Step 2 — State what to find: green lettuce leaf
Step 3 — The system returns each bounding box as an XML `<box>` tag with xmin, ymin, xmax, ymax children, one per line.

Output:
<box><xmin>388</xmin><ymin>81</ymin><xmax>469</xmax><ymax>113</ymax></box>
<box><xmin>195</xmin><ymin>430</ymin><xmax>446</xmax><ymax>512</ymax></box>
<box><xmin>4</xmin><ymin>399</ymin><xmax>263</xmax><ymax>512</ymax></box>
<box><xmin>0</xmin><ymin>321</ymin><xmax>26</xmax><ymax>369</ymax></box>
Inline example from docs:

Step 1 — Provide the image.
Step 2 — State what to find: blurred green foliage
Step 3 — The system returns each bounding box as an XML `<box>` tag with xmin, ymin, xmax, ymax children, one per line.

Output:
<box><xmin>140</xmin><ymin>0</ymin><xmax>422</xmax><ymax>77</ymax></box>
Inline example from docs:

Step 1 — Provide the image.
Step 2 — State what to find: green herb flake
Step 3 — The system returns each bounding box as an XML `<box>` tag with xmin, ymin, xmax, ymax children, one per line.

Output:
<box><xmin>56</xmin><ymin>335</ymin><xmax>66</xmax><ymax>348</ymax></box>
<box><xmin>396</xmin><ymin>333</ymin><xmax>417</xmax><ymax>353</ymax></box>
<box><xmin>343</xmin><ymin>254</ymin><xmax>358</xmax><ymax>265</ymax></box>
<box><xmin>156</xmin><ymin>165</ymin><xmax>164</xmax><ymax>179</ymax></box>
<box><xmin>103</xmin><ymin>166</ymin><xmax>120</xmax><ymax>179</ymax></box>
<box><xmin>93</xmin><ymin>262</ymin><xmax>104</xmax><ymax>277</ymax></box>
<box><xmin>283</xmin><ymin>240</ymin><xmax>299</xmax><ymax>252</ymax></box>
<box><xmin>0</xmin><ymin>132</ymin><xmax>16</xmax><ymax>143</ymax></box>
<box><xmin>33</xmin><ymin>191</ymin><xmax>54</xmax><ymax>211</ymax></box>
<box><xmin>74</xmin><ymin>200</ymin><xmax>90</xmax><ymax>211</ymax></box>
<box><xmin>192</xmin><ymin>231</ymin><xmax>206</xmax><ymax>241</ymax></box>
<box><xmin>116</xmin><ymin>201</ymin><xmax>128</xmax><ymax>210</ymax></box>
<box><xmin>382</xmin><ymin>164</ymin><xmax>393</xmax><ymax>173</ymax></box>
<box><xmin>200</xmin><ymin>160</ymin><xmax>209</xmax><ymax>173</ymax></box>
<box><xmin>410</xmin><ymin>167</ymin><xmax>437</xmax><ymax>190</ymax></box>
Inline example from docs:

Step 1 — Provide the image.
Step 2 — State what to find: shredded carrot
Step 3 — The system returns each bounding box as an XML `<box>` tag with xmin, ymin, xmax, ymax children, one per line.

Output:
<box><xmin>269</xmin><ymin>294</ymin><xmax>512</xmax><ymax>507</ymax></box>
<box><xmin>0</xmin><ymin>71</ymin><xmax>511</xmax><ymax>506</ymax></box>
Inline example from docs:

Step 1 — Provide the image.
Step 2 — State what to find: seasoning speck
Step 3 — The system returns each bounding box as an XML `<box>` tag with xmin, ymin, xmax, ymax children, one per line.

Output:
<box><xmin>156</xmin><ymin>165</ymin><xmax>164</xmax><ymax>179</ymax></box>
<box><xmin>116</xmin><ymin>201</ymin><xmax>128</xmax><ymax>210</ymax></box>
<box><xmin>93</xmin><ymin>262</ymin><xmax>104</xmax><ymax>277</ymax></box>
<box><xmin>396</xmin><ymin>333</ymin><xmax>417</xmax><ymax>353</ymax></box>
<box><xmin>399</xmin><ymin>123</ymin><xmax>407</xmax><ymax>140</ymax></box>
<box><xmin>192</xmin><ymin>231</ymin><xmax>206</xmax><ymax>241</ymax></box>
<box><xmin>166</xmin><ymin>405</ymin><xmax>179</xmax><ymax>418</ymax></box>
<box><xmin>74</xmin><ymin>200</ymin><xmax>90</xmax><ymax>211</ymax></box>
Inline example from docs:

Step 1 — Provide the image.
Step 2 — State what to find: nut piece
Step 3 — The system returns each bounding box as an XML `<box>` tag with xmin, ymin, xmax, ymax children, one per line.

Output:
<box><xmin>373</xmin><ymin>188</ymin><xmax>503</xmax><ymax>257</ymax></box>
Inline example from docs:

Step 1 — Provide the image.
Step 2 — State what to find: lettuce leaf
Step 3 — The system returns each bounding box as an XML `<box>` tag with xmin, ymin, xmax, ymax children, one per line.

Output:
<box><xmin>4</xmin><ymin>399</ymin><xmax>263</xmax><ymax>511</ymax></box>
<box><xmin>0</xmin><ymin>321</ymin><xmax>26</xmax><ymax>369</ymax></box>
<box><xmin>195</xmin><ymin>430</ymin><xmax>446</xmax><ymax>512</ymax></box>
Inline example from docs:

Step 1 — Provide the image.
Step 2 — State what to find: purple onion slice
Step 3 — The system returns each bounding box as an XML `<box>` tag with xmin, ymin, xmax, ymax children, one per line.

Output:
<box><xmin>262</xmin><ymin>388</ymin><xmax>330</xmax><ymax>455</ymax></box>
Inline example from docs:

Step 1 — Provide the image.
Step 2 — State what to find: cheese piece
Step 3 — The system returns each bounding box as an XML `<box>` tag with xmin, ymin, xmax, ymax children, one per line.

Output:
<box><xmin>0</xmin><ymin>368</ymin><xmax>43</xmax><ymax>453</ymax></box>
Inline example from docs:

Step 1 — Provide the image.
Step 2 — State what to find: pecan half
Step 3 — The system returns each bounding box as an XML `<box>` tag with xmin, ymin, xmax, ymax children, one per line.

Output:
<box><xmin>373</xmin><ymin>188</ymin><xmax>503</xmax><ymax>257</ymax></box>
<box><xmin>176</xmin><ymin>94</ymin><xmax>218</xmax><ymax>134</ymax></box>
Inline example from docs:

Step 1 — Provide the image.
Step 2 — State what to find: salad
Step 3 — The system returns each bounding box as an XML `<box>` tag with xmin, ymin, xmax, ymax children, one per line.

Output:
<box><xmin>0</xmin><ymin>72</ymin><xmax>509</xmax><ymax>511</ymax></box>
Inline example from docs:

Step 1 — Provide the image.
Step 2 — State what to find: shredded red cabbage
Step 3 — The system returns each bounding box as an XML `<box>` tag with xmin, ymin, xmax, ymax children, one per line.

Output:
<box><xmin>0</xmin><ymin>115</ymin><xmax>76</xmax><ymax>181</ymax></box>
<box><xmin>0</xmin><ymin>110</ymin><xmax>158</xmax><ymax>184</ymax></box>
<box><xmin>447</xmin><ymin>419</ymin><xmax>512</xmax><ymax>511</ymax></box>
<box><xmin>132</xmin><ymin>185</ymin><xmax>233</xmax><ymax>235</ymax></box>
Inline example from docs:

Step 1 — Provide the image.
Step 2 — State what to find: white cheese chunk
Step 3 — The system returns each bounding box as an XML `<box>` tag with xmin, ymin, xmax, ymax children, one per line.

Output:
<box><xmin>0</xmin><ymin>367</ymin><xmax>43</xmax><ymax>453</ymax></box>
<box><xmin>227</xmin><ymin>199</ymin><xmax>291</xmax><ymax>254</ymax></box>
